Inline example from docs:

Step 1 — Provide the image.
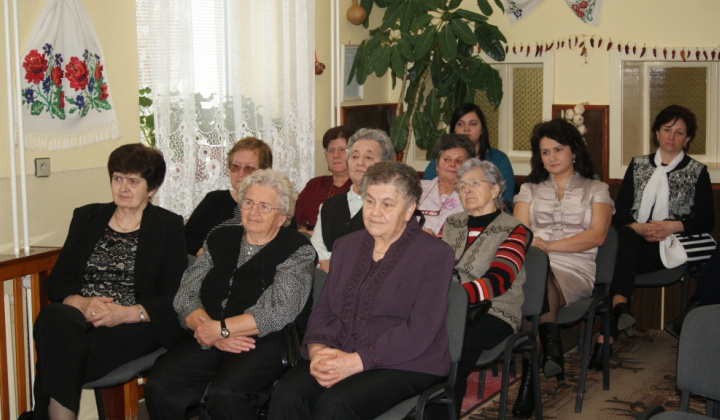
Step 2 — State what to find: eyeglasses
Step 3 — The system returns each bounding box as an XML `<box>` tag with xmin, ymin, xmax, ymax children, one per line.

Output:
<box><xmin>229</xmin><ymin>163</ymin><xmax>258</xmax><ymax>174</ymax></box>
<box><xmin>457</xmin><ymin>179</ymin><xmax>494</xmax><ymax>191</ymax></box>
<box><xmin>325</xmin><ymin>147</ymin><xmax>348</xmax><ymax>155</ymax></box>
<box><xmin>240</xmin><ymin>199</ymin><xmax>281</xmax><ymax>214</ymax></box>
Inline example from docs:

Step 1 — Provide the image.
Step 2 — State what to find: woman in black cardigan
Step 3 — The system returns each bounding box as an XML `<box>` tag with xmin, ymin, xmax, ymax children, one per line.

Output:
<box><xmin>28</xmin><ymin>144</ymin><xmax>186</xmax><ymax>420</ymax></box>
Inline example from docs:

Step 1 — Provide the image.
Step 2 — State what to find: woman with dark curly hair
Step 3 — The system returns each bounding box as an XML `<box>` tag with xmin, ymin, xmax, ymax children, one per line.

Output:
<box><xmin>511</xmin><ymin>119</ymin><xmax>613</xmax><ymax>418</ymax></box>
<box><xmin>28</xmin><ymin>144</ymin><xmax>187</xmax><ymax>420</ymax></box>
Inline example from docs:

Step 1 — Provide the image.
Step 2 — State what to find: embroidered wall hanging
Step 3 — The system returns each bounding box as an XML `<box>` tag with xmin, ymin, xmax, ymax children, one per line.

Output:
<box><xmin>506</xmin><ymin>0</ymin><xmax>602</xmax><ymax>26</ymax></box>
<box><xmin>20</xmin><ymin>0</ymin><xmax>120</xmax><ymax>150</ymax></box>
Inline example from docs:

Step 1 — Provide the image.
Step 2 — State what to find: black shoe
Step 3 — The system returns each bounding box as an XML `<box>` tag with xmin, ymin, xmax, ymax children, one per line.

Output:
<box><xmin>18</xmin><ymin>411</ymin><xmax>33</xmax><ymax>420</ymax></box>
<box><xmin>665</xmin><ymin>298</ymin><xmax>701</xmax><ymax>339</ymax></box>
<box><xmin>539</xmin><ymin>323</ymin><xmax>565</xmax><ymax>385</ymax></box>
<box><xmin>589</xmin><ymin>342</ymin><xmax>612</xmax><ymax>371</ymax></box>
<box><xmin>614</xmin><ymin>302</ymin><xmax>636</xmax><ymax>337</ymax></box>
<box><xmin>511</xmin><ymin>358</ymin><xmax>534</xmax><ymax>419</ymax></box>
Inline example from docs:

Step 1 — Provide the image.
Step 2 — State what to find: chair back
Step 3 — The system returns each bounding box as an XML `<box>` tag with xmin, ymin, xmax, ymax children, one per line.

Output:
<box><xmin>521</xmin><ymin>246</ymin><xmax>549</xmax><ymax>319</ymax></box>
<box><xmin>677</xmin><ymin>304</ymin><xmax>720</xmax><ymax>403</ymax></box>
<box><xmin>447</xmin><ymin>282</ymin><xmax>469</xmax><ymax>384</ymax></box>
<box><xmin>312</xmin><ymin>268</ymin><xmax>327</xmax><ymax>309</ymax></box>
<box><xmin>593</xmin><ymin>226</ymin><xmax>618</xmax><ymax>287</ymax></box>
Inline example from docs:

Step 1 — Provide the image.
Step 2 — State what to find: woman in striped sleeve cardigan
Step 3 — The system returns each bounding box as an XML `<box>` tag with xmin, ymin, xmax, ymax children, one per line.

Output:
<box><xmin>439</xmin><ymin>159</ymin><xmax>529</xmax><ymax>419</ymax></box>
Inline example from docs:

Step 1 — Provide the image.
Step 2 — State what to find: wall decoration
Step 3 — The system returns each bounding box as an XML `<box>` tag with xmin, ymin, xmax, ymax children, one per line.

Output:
<box><xmin>552</xmin><ymin>104</ymin><xmax>609</xmax><ymax>181</ymax></box>
<box><xmin>496</xmin><ymin>33</ymin><xmax>720</xmax><ymax>64</ymax></box>
<box><xmin>20</xmin><ymin>0</ymin><xmax>119</xmax><ymax>150</ymax></box>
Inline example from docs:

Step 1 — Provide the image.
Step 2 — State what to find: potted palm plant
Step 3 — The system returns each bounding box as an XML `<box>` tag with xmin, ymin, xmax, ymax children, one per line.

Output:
<box><xmin>349</xmin><ymin>0</ymin><xmax>507</xmax><ymax>160</ymax></box>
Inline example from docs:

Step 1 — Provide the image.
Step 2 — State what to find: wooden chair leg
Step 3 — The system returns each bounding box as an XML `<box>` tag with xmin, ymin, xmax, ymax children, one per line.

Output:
<box><xmin>97</xmin><ymin>378</ymin><xmax>140</xmax><ymax>420</ymax></box>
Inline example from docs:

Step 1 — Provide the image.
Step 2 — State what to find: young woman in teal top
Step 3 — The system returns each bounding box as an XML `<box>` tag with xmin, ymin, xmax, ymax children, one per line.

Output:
<box><xmin>423</xmin><ymin>103</ymin><xmax>515</xmax><ymax>210</ymax></box>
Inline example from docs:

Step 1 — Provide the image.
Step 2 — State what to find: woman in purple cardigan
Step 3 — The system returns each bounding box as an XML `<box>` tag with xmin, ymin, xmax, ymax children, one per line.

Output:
<box><xmin>269</xmin><ymin>161</ymin><xmax>456</xmax><ymax>420</ymax></box>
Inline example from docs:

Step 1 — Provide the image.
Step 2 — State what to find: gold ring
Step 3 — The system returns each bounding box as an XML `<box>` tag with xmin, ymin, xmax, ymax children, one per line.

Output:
<box><xmin>91</xmin><ymin>312</ymin><xmax>96</xmax><ymax>316</ymax></box>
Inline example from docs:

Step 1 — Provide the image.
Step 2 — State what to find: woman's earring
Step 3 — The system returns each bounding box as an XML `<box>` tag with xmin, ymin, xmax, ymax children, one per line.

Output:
<box><xmin>572</xmin><ymin>158</ymin><xmax>576</xmax><ymax>164</ymax></box>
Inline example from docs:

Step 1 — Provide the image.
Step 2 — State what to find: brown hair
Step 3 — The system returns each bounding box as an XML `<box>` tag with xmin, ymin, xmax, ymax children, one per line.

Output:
<box><xmin>226</xmin><ymin>137</ymin><xmax>273</xmax><ymax>169</ymax></box>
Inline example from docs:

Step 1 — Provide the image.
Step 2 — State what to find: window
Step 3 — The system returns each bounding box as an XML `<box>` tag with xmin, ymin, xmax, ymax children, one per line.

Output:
<box><xmin>135</xmin><ymin>0</ymin><xmax>315</xmax><ymax>218</ymax></box>
<box><xmin>610</xmin><ymin>51</ymin><xmax>719</xmax><ymax>181</ymax></box>
<box><xmin>405</xmin><ymin>52</ymin><xmax>553</xmax><ymax>176</ymax></box>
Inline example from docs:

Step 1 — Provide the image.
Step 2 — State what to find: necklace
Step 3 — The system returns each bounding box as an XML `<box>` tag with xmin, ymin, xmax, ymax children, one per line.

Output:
<box><xmin>114</xmin><ymin>214</ymin><xmax>141</xmax><ymax>232</ymax></box>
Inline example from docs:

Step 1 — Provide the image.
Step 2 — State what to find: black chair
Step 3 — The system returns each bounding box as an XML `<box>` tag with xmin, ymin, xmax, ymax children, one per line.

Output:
<box><xmin>636</xmin><ymin>304</ymin><xmax>720</xmax><ymax>420</ymax></box>
<box><xmin>374</xmin><ymin>281</ymin><xmax>468</xmax><ymax>420</ymax></box>
<box><xmin>473</xmin><ymin>246</ymin><xmax>548</xmax><ymax>419</ymax></box>
<box><xmin>555</xmin><ymin>226</ymin><xmax>618</xmax><ymax>413</ymax></box>
<box><xmin>82</xmin><ymin>347</ymin><xmax>167</xmax><ymax>420</ymax></box>
<box><xmin>633</xmin><ymin>264</ymin><xmax>691</xmax><ymax>328</ymax></box>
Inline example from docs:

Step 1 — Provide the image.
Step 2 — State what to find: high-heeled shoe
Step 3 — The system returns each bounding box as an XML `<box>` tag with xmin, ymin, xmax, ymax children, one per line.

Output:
<box><xmin>588</xmin><ymin>342</ymin><xmax>612</xmax><ymax>372</ymax></box>
<box><xmin>614</xmin><ymin>302</ymin><xmax>636</xmax><ymax>337</ymax></box>
<box><xmin>539</xmin><ymin>322</ymin><xmax>565</xmax><ymax>385</ymax></box>
<box><xmin>512</xmin><ymin>358</ymin><xmax>535</xmax><ymax>419</ymax></box>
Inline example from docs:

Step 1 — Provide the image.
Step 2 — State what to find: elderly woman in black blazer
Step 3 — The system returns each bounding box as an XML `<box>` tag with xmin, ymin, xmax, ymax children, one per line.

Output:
<box><xmin>28</xmin><ymin>144</ymin><xmax>186</xmax><ymax>420</ymax></box>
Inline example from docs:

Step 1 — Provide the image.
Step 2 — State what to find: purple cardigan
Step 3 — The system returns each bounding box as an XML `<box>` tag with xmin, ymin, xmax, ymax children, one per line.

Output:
<box><xmin>301</xmin><ymin>218</ymin><xmax>455</xmax><ymax>377</ymax></box>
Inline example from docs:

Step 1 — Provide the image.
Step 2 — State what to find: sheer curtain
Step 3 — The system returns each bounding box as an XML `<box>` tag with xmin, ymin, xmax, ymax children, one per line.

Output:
<box><xmin>136</xmin><ymin>0</ymin><xmax>315</xmax><ymax>218</ymax></box>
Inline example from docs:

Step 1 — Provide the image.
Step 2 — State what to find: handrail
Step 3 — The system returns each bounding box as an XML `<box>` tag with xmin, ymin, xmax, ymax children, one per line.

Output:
<box><xmin>0</xmin><ymin>246</ymin><xmax>61</xmax><ymax>418</ymax></box>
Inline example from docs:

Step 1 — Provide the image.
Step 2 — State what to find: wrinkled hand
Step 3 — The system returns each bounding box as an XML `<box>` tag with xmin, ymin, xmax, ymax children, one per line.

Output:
<box><xmin>318</xmin><ymin>260</ymin><xmax>330</xmax><ymax>273</ymax></box>
<box><xmin>214</xmin><ymin>335</ymin><xmax>256</xmax><ymax>353</ymax></box>
<box><xmin>194</xmin><ymin>314</ymin><xmax>222</xmax><ymax>348</ymax></box>
<box><xmin>71</xmin><ymin>296</ymin><xmax>113</xmax><ymax>322</ymax></box>
<box><xmin>310</xmin><ymin>348</ymin><xmax>363</xmax><ymax>388</ymax></box>
<box><xmin>532</xmin><ymin>237</ymin><xmax>551</xmax><ymax>254</ymax></box>
<box><xmin>87</xmin><ymin>302</ymin><xmax>128</xmax><ymax>328</ymax></box>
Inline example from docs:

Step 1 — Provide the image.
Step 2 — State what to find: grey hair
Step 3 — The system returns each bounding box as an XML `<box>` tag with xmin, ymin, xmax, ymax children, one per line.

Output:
<box><xmin>360</xmin><ymin>161</ymin><xmax>422</xmax><ymax>206</ymax></box>
<box><xmin>346</xmin><ymin>128</ymin><xmax>395</xmax><ymax>162</ymax></box>
<box><xmin>236</xmin><ymin>168</ymin><xmax>297</xmax><ymax>227</ymax></box>
<box><xmin>457</xmin><ymin>159</ymin><xmax>506</xmax><ymax>210</ymax></box>
<box><xmin>431</xmin><ymin>133</ymin><xmax>476</xmax><ymax>162</ymax></box>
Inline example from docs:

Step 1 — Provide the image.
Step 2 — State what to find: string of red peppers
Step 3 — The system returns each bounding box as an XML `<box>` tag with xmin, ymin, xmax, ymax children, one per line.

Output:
<box><xmin>487</xmin><ymin>35</ymin><xmax>718</xmax><ymax>63</ymax></box>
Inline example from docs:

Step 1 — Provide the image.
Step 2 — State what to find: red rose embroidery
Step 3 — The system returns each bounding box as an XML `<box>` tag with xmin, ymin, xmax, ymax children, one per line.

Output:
<box><xmin>58</xmin><ymin>91</ymin><xmax>65</xmax><ymax>109</ymax></box>
<box><xmin>23</xmin><ymin>50</ymin><xmax>48</xmax><ymax>84</ymax></box>
<box><xmin>576</xmin><ymin>10</ymin><xmax>585</xmax><ymax>17</ymax></box>
<box><xmin>99</xmin><ymin>84</ymin><xmax>108</xmax><ymax>101</ymax></box>
<box><xmin>65</xmin><ymin>57</ymin><xmax>89</xmax><ymax>91</ymax></box>
<box><xmin>579</xmin><ymin>1</ymin><xmax>588</xmax><ymax>8</ymax></box>
<box><xmin>51</xmin><ymin>66</ymin><xmax>63</xmax><ymax>87</ymax></box>
<box><xmin>95</xmin><ymin>61</ymin><xmax>104</xmax><ymax>80</ymax></box>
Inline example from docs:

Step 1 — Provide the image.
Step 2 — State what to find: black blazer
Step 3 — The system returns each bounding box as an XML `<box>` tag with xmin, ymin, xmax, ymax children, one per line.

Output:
<box><xmin>45</xmin><ymin>202</ymin><xmax>187</xmax><ymax>347</ymax></box>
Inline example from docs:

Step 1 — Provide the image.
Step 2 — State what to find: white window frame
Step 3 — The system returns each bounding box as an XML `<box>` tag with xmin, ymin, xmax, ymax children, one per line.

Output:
<box><xmin>609</xmin><ymin>50</ymin><xmax>720</xmax><ymax>181</ymax></box>
<box><xmin>482</xmin><ymin>51</ymin><xmax>555</xmax><ymax>177</ymax></box>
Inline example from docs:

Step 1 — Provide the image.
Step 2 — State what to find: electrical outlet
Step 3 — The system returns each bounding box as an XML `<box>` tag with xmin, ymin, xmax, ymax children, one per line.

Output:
<box><xmin>35</xmin><ymin>158</ymin><xmax>51</xmax><ymax>177</ymax></box>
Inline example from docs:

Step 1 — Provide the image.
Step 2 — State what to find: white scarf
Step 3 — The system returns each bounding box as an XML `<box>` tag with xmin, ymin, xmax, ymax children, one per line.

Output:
<box><xmin>20</xmin><ymin>0</ymin><xmax>120</xmax><ymax>150</ymax></box>
<box><xmin>637</xmin><ymin>151</ymin><xmax>686</xmax><ymax>268</ymax></box>
<box><xmin>636</xmin><ymin>150</ymin><xmax>684</xmax><ymax>223</ymax></box>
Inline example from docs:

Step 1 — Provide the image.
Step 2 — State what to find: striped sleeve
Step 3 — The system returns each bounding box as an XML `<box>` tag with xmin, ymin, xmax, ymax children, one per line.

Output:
<box><xmin>462</xmin><ymin>225</ymin><xmax>528</xmax><ymax>304</ymax></box>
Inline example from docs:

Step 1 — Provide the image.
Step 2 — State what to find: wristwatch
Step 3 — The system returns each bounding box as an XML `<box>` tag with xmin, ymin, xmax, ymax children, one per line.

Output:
<box><xmin>220</xmin><ymin>319</ymin><xmax>230</xmax><ymax>338</ymax></box>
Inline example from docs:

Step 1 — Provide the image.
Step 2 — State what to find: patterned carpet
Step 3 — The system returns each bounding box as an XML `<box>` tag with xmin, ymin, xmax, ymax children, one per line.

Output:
<box><xmin>463</xmin><ymin>329</ymin><xmax>708</xmax><ymax>419</ymax></box>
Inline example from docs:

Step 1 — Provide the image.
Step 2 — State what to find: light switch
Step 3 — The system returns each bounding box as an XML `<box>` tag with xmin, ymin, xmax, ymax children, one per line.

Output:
<box><xmin>35</xmin><ymin>158</ymin><xmax>51</xmax><ymax>177</ymax></box>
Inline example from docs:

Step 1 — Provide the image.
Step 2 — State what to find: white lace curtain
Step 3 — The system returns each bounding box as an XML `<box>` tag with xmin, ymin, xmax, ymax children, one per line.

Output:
<box><xmin>136</xmin><ymin>0</ymin><xmax>315</xmax><ymax>219</ymax></box>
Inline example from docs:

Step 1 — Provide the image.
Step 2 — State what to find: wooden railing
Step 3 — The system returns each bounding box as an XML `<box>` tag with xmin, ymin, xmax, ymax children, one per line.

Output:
<box><xmin>0</xmin><ymin>247</ymin><xmax>60</xmax><ymax>419</ymax></box>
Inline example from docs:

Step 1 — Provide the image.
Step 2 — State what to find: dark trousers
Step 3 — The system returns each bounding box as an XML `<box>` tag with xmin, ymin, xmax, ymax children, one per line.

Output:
<box><xmin>694</xmin><ymin>245</ymin><xmax>720</xmax><ymax>305</ymax></box>
<box><xmin>449</xmin><ymin>314</ymin><xmax>513</xmax><ymax>419</ymax></box>
<box><xmin>145</xmin><ymin>330</ymin><xmax>286</xmax><ymax>420</ymax></box>
<box><xmin>268</xmin><ymin>360</ymin><xmax>442</xmax><ymax>420</ymax></box>
<box><xmin>609</xmin><ymin>225</ymin><xmax>665</xmax><ymax>302</ymax></box>
<box><xmin>32</xmin><ymin>303</ymin><xmax>159</xmax><ymax>419</ymax></box>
